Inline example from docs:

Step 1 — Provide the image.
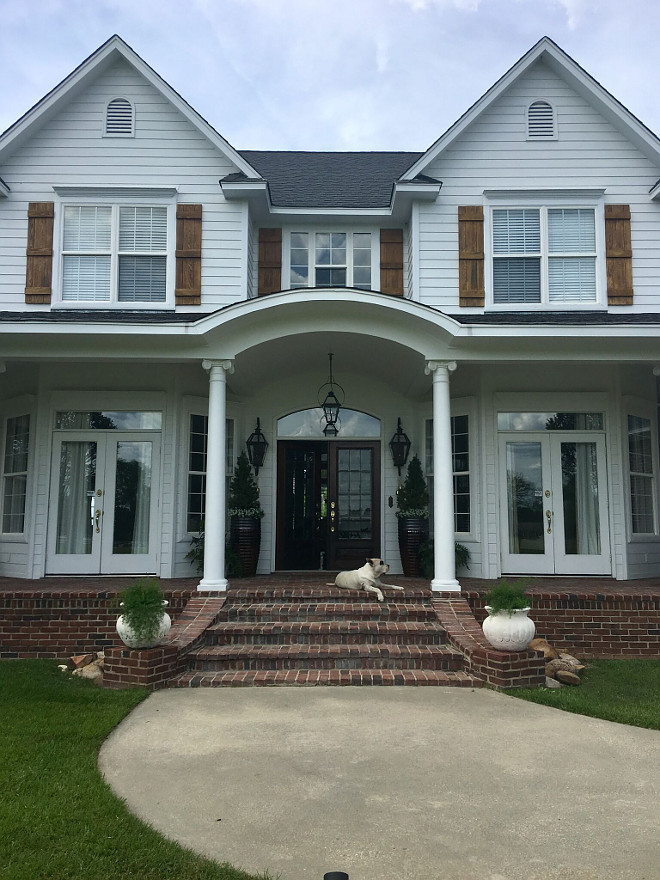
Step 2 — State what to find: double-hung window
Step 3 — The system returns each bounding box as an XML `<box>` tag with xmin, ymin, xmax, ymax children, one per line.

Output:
<box><xmin>492</xmin><ymin>207</ymin><xmax>597</xmax><ymax>305</ymax></box>
<box><xmin>61</xmin><ymin>204</ymin><xmax>169</xmax><ymax>305</ymax></box>
<box><xmin>2</xmin><ymin>414</ymin><xmax>30</xmax><ymax>535</ymax></box>
<box><xmin>289</xmin><ymin>231</ymin><xmax>372</xmax><ymax>289</ymax></box>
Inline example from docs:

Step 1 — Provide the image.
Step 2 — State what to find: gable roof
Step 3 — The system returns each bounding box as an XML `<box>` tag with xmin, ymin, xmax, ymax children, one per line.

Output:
<box><xmin>402</xmin><ymin>36</ymin><xmax>660</xmax><ymax>180</ymax></box>
<box><xmin>0</xmin><ymin>35</ymin><xmax>260</xmax><ymax>178</ymax></box>
<box><xmin>237</xmin><ymin>151</ymin><xmax>423</xmax><ymax>208</ymax></box>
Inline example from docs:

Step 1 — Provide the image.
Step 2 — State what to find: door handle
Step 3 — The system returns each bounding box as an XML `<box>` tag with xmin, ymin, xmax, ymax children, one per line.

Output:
<box><xmin>95</xmin><ymin>510</ymin><xmax>102</xmax><ymax>533</ymax></box>
<box><xmin>330</xmin><ymin>502</ymin><xmax>336</xmax><ymax>533</ymax></box>
<box><xmin>545</xmin><ymin>509</ymin><xmax>552</xmax><ymax>534</ymax></box>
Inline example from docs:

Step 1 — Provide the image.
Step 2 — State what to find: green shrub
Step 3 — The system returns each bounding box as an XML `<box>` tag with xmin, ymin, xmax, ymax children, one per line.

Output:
<box><xmin>484</xmin><ymin>579</ymin><xmax>530</xmax><ymax>614</ymax></box>
<box><xmin>118</xmin><ymin>577</ymin><xmax>167</xmax><ymax>644</ymax></box>
<box><xmin>396</xmin><ymin>454</ymin><xmax>429</xmax><ymax>517</ymax></box>
<box><xmin>419</xmin><ymin>540</ymin><xmax>471</xmax><ymax>578</ymax></box>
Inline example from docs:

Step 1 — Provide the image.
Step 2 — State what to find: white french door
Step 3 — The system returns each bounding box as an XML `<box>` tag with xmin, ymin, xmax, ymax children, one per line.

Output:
<box><xmin>46</xmin><ymin>432</ymin><xmax>160</xmax><ymax>574</ymax></box>
<box><xmin>499</xmin><ymin>432</ymin><xmax>610</xmax><ymax>575</ymax></box>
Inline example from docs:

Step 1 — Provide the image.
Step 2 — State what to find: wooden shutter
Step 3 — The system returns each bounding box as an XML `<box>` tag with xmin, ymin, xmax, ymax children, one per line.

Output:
<box><xmin>458</xmin><ymin>206</ymin><xmax>484</xmax><ymax>308</ymax></box>
<box><xmin>605</xmin><ymin>204</ymin><xmax>633</xmax><ymax>306</ymax></box>
<box><xmin>25</xmin><ymin>202</ymin><xmax>54</xmax><ymax>304</ymax></box>
<box><xmin>380</xmin><ymin>229</ymin><xmax>404</xmax><ymax>296</ymax></box>
<box><xmin>258</xmin><ymin>228</ymin><xmax>282</xmax><ymax>295</ymax></box>
<box><xmin>175</xmin><ymin>204</ymin><xmax>202</xmax><ymax>306</ymax></box>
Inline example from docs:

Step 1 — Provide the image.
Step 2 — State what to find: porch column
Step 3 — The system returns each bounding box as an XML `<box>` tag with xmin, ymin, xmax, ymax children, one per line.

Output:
<box><xmin>425</xmin><ymin>360</ymin><xmax>460</xmax><ymax>592</ymax></box>
<box><xmin>199</xmin><ymin>358</ymin><xmax>234</xmax><ymax>591</ymax></box>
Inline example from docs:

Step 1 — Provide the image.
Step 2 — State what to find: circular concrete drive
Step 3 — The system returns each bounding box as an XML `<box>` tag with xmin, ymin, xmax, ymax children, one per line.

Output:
<box><xmin>99</xmin><ymin>688</ymin><xmax>659</xmax><ymax>880</ymax></box>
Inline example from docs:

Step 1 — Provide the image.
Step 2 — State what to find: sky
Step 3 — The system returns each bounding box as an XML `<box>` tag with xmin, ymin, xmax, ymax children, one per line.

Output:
<box><xmin>1</xmin><ymin>0</ymin><xmax>659</xmax><ymax>152</ymax></box>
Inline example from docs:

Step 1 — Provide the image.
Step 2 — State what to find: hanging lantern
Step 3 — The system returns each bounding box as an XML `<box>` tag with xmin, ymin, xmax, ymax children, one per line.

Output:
<box><xmin>318</xmin><ymin>353</ymin><xmax>345</xmax><ymax>436</ymax></box>
<box><xmin>246</xmin><ymin>418</ymin><xmax>268</xmax><ymax>474</ymax></box>
<box><xmin>389</xmin><ymin>417</ymin><xmax>411</xmax><ymax>475</ymax></box>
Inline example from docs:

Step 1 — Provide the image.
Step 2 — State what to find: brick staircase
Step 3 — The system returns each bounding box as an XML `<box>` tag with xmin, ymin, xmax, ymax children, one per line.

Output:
<box><xmin>171</xmin><ymin>585</ymin><xmax>482</xmax><ymax>687</ymax></box>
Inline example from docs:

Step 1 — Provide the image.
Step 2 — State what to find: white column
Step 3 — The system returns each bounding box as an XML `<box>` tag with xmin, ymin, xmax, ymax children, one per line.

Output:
<box><xmin>199</xmin><ymin>359</ymin><xmax>234</xmax><ymax>591</ymax></box>
<box><xmin>425</xmin><ymin>360</ymin><xmax>460</xmax><ymax>592</ymax></box>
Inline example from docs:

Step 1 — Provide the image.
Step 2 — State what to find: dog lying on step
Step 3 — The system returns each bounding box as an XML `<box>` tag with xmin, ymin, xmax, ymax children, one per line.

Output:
<box><xmin>328</xmin><ymin>558</ymin><xmax>404</xmax><ymax>603</ymax></box>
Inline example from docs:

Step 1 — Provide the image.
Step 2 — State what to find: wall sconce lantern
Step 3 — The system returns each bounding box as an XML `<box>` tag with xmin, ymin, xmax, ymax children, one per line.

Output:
<box><xmin>246</xmin><ymin>418</ymin><xmax>268</xmax><ymax>474</ymax></box>
<box><xmin>389</xmin><ymin>417</ymin><xmax>411</xmax><ymax>475</ymax></box>
<box><xmin>318</xmin><ymin>353</ymin><xmax>345</xmax><ymax>436</ymax></box>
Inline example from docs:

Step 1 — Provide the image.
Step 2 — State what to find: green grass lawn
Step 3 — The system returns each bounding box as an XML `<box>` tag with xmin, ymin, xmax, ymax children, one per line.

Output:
<box><xmin>0</xmin><ymin>661</ymin><xmax>273</xmax><ymax>880</ymax></box>
<box><xmin>505</xmin><ymin>658</ymin><xmax>660</xmax><ymax>730</ymax></box>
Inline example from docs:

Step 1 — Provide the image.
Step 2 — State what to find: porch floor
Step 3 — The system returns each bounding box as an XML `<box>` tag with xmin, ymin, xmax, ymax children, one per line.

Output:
<box><xmin>0</xmin><ymin>572</ymin><xmax>658</xmax><ymax>597</ymax></box>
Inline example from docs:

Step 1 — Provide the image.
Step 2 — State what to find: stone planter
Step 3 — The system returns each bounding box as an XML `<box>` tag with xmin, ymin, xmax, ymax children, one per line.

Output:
<box><xmin>230</xmin><ymin>515</ymin><xmax>261</xmax><ymax>577</ymax></box>
<box><xmin>116</xmin><ymin>601</ymin><xmax>172</xmax><ymax>649</ymax></box>
<box><xmin>482</xmin><ymin>606</ymin><xmax>536</xmax><ymax>652</ymax></box>
<box><xmin>397</xmin><ymin>516</ymin><xmax>429</xmax><ymax>577</ymax></box>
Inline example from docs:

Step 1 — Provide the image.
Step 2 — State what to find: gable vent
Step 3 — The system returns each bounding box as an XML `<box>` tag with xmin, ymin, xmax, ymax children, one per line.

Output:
<box><xmin>527</xmin><ymin>100</ymin><xmax>555</xmax><ymax>139</ymax></box>
<box><xmin>105</xmin><ymin>98</ymin><xmax>134</xmax><ymax>136</ymax></box>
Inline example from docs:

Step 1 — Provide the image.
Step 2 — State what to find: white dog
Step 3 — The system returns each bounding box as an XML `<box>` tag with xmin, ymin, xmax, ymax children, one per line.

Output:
<box><xmin>329</xmin><ymin>558</ymin><xmax>405</xmax><ymax>603</ymax></box>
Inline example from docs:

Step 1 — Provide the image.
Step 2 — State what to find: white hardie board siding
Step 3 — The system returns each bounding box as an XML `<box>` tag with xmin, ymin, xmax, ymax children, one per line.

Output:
<box><xmin>0</xmin><ymin>59</ymin><xmax>245</xmax><ymax>310</ymax></box>
<box><xmin>417</xmin><ymin>59</ymin><xmax>660</xmax><ymax>312</ymax></box>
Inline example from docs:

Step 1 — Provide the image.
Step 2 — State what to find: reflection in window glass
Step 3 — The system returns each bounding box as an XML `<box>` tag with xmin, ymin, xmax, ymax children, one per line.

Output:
<box><xmin>497</xmin><ymin>412</ymin><xmax>603</xmax><ymax>431</ymax></box>
<box><xmin>55</xmin><ymin>411</ymin><xmax>163</xmax><ymax>430</ymax></box>
<box><xmin>278</xmin><ymin>408</ymin><xmax>380</xmax><ymax>438</ymax></box>
<box><xmin>628</xmin><ymin>415</ymin><xmax>655</xmax><ymax>534</ymax></box>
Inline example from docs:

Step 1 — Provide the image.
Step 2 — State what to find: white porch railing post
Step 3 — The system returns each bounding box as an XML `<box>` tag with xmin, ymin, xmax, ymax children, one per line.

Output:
<box><xmin>425</xmin><ymin>360</ymin><xmax>461</xmax><ymax>592</ymax></box>
<box><xmin>199</xmin><ymin>358</ymin><xmax>234</xmax><ymax>591</ymax></box>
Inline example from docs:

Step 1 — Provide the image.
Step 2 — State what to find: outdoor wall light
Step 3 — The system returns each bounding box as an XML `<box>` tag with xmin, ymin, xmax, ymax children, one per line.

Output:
<box><xmin>389</xmin><ymin>417</ymin><xmax>411</xmax><ymax>475</ymax></box>
<box><xmin>246</xmin><ymin>418</ymin><xmax>268</xmax><ymax>474</ymax></box>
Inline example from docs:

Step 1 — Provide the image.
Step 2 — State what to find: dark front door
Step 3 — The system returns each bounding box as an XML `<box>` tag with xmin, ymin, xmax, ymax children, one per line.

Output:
<box><xmin>276</xmin><ymin>440</ymin><xmax>380</xmax><ymax>571</ymax></box>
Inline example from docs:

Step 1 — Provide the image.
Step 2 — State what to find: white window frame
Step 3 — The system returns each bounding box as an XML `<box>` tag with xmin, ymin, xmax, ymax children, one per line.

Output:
<box><xmin>103</xmin><ymin>97</ymin><xmax>135</xmax><ymax>138</ymax></box>
<box><xmin>623</xmin><ymin>397</ymin><xmax>659</xmax><ymax>540</ymax></box>
<box><xmin>52</xmin><ymin>188</ymin><xmax>177</xmax><ymax>309</ymax></box>
<box><xmin>484</xmin><ymin>190</ymin><xmax>606</xmax><ymax>310</ymax></box>
<box><xmin>282</xmin><ymin>228</ymin><xmax>379</xmax><ymax>291</ymax></box>
<box><xmin>1</xmin><ymin>397</ymin><xmax>35</xmax><ymax>539</ymax></box>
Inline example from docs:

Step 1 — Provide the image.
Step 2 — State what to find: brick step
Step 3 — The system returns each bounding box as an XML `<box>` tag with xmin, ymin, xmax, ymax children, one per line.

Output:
<box><xmin>221</xmin><ymin>602</ymin><xmax>437</xmax><ymax>623</ymax></box>
<box><xmin>227</xmin><ymin>587</ymin><xmax>431</xmax><ymax>603</ymax></box>
<box><xmin>191</xmin><ymin>643</ymin><xmax>463</xmax><ymax>672</ymax></box>
<box><xmin>208</xmin><ymin>620</ymin><xmax>447</xmax><ymax>647</ymax></box>
<box><xmin>171</xmin><ymin>668</ymin><xmax>483</xmax><ymax>688</ymax></box>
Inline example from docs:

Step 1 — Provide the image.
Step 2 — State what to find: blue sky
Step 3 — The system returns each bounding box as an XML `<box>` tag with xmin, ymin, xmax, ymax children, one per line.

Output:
<box><xmin>1</xmin><ymin>0</ymin><xmax>658</xmax><ymax>151</ymax></box>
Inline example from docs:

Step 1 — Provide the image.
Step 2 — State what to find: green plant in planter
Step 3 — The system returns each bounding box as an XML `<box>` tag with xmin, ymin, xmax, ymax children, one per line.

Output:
<box><xmin>484</xmin><ymin>579</ymin><xmax>531</xmax><ymax>615</ymax></box>
<box><xmin>185</xmin><ymin>524</ymin><xmax>243</xmax><ymax>577</ymax></box>
<box><xmin>117</xmin><ymin>577</ymin><xmax>167</xmax><ymax>644</ymax></box>
<box><xmin>419</xmin><ymin>540</ymin><xmax>471</xmax><ymax>578</ymax></box>
<box><xmin>395</xmin><ymin>454</ymin><xmax>429</xmax><ymax>518</ymax></box>
<box><xmin>228</xmin><ymin>451</ymin><xmax>265</xmax><ymax>518</ymax></box>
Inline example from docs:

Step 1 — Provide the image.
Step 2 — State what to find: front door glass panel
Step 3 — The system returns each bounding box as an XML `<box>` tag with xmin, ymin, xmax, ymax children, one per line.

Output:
<box><xmin>337</xmin><ymin>448</ymin><xmax>372</xmax><ymax>541</ymax></box>
<box><xmin>560</xmin><ymin>441</ymin><xmax>600</xmax><ymax>555</ymax></box>
<box><xmin>505</xmin><ymin>441</ymin><xmax>544</xmax><ymax>555</ymax></box>
<box><xmin>112</xmin><ymin>441</ymin><xmax>152</xmax><ymax>555</ymax></box>
<box><xmin>56</xmin><ymin>441</ymin><xmax>96</xmax><ymax>555</ymax></box>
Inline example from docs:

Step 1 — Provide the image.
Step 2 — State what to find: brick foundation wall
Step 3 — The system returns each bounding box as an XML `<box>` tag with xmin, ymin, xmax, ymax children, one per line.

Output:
<box><xmin>0</xmin><ymin>588</ymin><xmax>195</xmax><ymax>659</ymax></box>
<box><xmin>433</xmin><ymin>597</ymin><xmax>546</xmax><ymax>689</ymax></box>
<box><xmin>464</xmin><ymin>591</ymin><xmax>660</xmax><ymax>659</ymax></box>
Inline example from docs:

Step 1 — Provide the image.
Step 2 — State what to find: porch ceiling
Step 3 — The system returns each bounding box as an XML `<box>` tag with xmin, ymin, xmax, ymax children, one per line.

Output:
<box><xmin>226</xmin><ymin>332</ymin><xmax>430</xmax><ymax>399</ymax></box>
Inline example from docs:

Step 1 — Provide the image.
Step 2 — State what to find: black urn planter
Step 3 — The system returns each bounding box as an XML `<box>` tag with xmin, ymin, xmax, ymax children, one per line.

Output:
<box><xmin>230</xmin><ymin>516</ymin><xmax>261</xmax><ymax>577</ymax></box>
<box><xmin>397</xmin><ymin>516</ymin><xmax>429</xmax><ymax>577</ymax></box>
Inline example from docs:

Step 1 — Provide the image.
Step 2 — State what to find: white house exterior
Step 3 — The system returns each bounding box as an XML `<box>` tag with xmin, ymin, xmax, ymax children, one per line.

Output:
<box><xmin>1</xmin><ymin>35</ymin><xmax>659</xmax><ymax>589</ymax></box>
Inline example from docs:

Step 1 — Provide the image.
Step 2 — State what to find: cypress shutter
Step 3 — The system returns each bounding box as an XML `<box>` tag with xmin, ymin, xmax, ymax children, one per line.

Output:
<box><xmin>605</xmin><ymin>204</ymin><xmax>633</xmax><ymax>306</ymax></box>
<box><xmin>258</xmin><ymin>228</ymin><xmax>282</xmax><ymax>295</ymax></box>
<box><xmin>380</xmin><ymin>229</ymin><xmax>404</xmax><ymax>296</ymax></box>
<box><xmin>458</xmin><ymin>206</ymin><xmax>485</xmax><ymax>307</ymax></box>
<box><xmin>25</xmin><ymin>202</ymin><xmax>54</xmax><ymax>304</ymax></box>
<box><xmin>175</xmin><ymin>204</ymin><xmax>202</xmax><ymax>306</ymax></box>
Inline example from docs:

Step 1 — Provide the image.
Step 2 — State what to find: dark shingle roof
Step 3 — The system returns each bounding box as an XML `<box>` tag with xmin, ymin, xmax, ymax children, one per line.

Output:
<box><xmin>238</xmin><ymin>151</ymin><xmax>424</xmax><ymax>208</ymax></box>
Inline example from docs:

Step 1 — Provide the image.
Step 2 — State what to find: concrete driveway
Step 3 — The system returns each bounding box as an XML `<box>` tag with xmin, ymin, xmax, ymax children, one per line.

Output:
<box><xmin>99</xmin><ymin>688</ymin><xmax>659</xmax><ymax>880</ymax></box>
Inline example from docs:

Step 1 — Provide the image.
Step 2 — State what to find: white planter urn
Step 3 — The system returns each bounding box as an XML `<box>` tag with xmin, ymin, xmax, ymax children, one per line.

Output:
<box><xmin>116</xmin><ymin>601</ymin><xmax>172</xmax><ymax>649</ymax></box>
<box><xmin>482</xmin><ymin>606</ymin><xmax>535</xmax><ymax>652</ymax></box>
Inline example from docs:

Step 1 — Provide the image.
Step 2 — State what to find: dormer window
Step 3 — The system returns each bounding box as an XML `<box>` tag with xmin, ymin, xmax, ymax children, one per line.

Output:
<box><xmin>527</xmin><ymin>100</ymin><xmax>555</xmax><ymax>139</ymax></box>
<box><xmin>105</xmin><ymin>98</ymin><xmax>134</xmax><ymax>136</ymax></box>
<box><xmin>288</xmin><ymin>231</ymin><xmax>373</xmax><ymax>289</ymax></box>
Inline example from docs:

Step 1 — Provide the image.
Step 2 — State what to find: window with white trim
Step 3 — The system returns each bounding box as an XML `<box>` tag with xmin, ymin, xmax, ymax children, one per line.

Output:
<box><xmin>492</xmin><ymin>207</ymin><xmax>597</xmax><ymax>304</ymax></box>
<box><xmin>187</xmin><ymin>415</ymin><xmax>234</xmax><ymax>533</ymax></box>
<box><xmin>61</xmin><ymin>205</ymin><xmax>169</xmax><ymax>304</ymax></box>
<box><xmin>289</xmin><ymin>231</ymin><xmax>372</xmax><ymax>289</ymax></box>
<box><xmin>2</xmin><ymin>414</ymin><xmax>30</xmax><ymax>534</ymax></box>
<box><xmin>105</xmin><ymin>98</ymin><xmax>134</xmax><ymax>136</ymax></box>
<box><xmin>425</xmin><ymin>414</ymin><xmax>471</xmax><ymax>534</ymax></box>
<box><xmin>627</xmin><ymin>415</ymin><xmax>656</xmax><ymax>534</ymax></box>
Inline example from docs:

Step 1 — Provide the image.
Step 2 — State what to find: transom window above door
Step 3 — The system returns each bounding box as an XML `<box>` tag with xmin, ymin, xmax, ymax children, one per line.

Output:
<box><xmin>492</xmin><ymin>207</ymin><xmax>597</xmax><ymax>305</ymax></box>
<box><xmin>60</xmin><ymin>204</ymin><xmax>170</xmax><ymax>305</ymax></box>
<box><xmin>289</xmin><ymin>231</ymin><xmax>372</xmax><ymax>290</ymax></box>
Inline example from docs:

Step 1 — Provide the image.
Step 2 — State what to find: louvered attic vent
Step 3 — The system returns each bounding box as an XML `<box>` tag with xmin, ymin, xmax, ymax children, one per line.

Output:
<box><xmin>527</xmin><ymin>100</ymin><xmax>555</xmax><ymax>138</ymax></box>
<box><xmin>105</xmin><ymin>98</ymin><xmax>134</xmax><ymax>136</ymax></box>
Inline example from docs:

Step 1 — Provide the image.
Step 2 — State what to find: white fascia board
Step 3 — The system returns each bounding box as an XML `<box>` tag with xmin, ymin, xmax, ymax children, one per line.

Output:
<box><xmin>650</xmin><ymin>180</ymin><xmax>660</xmax><ymax>201</ymax></box>
<box><xmin>453</xmin><ymin>324</ymin><xmax>660</xmax><ymax>340</ymax></box>
<box><xmin>0</xmin><ymin>36</ymin><xmax>261</xmax><ymax>180</ymax></box>
<box><xmin>0</xmin><ymin>178</ymin><xmax>9</xmax><ymax>198</ymax></box>
<box><xmin>401</xmin><ymin>37</ymin><xmax>660</xmax><ymax>180</ymax></box>
<box><xmin>220</xmin><ymin>180</ymin><xmax>271</xmax><ymax>213</ymax></box>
